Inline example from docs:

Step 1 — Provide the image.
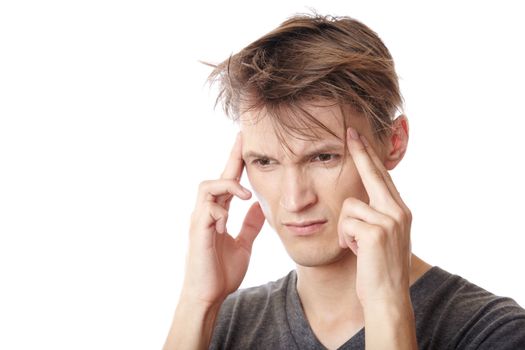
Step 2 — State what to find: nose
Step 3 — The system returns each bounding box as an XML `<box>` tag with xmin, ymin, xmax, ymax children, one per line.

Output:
<box><xmin>279</xmin><ymin>168</ymin><xmax>317</xmax><ymax>212</ymax></box>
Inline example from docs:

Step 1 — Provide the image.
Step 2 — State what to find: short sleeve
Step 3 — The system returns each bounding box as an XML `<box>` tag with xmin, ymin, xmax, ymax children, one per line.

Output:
<box><xmin>474</xmin><ymin>317</ymin><xmax>525</xmax><ymax>349</ymax></box>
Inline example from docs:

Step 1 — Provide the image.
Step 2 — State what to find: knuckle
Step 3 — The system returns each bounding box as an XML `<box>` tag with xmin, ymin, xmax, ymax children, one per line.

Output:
<box><xmin>211</xmin><ymin>204</ymin><xmax>227</xmax><ymax>220</ymax></box>
<box><xmin>406</xmin><ymin>208</ymin><xmax>413</xmax><ymax>224</ymax></box>
<box><xmin>342</xmin><ymin>197</ymin><xmax>358</xmax><ymax>209</ymax></box>
<box><xmin>392</xmin><ymin>209</ymin><xmax>406</xmax><ymax>224</ymax></box>
<box><xmin>370</xmin><ymin>226</ymin><xmax>387</xmax><ymax>243</ymax></box>
<box><xmin>222</xmin><ymin>179</ymin><xmax>235</xmax><ymax>189</ymax></box>
<box><xmin>198</xmin><ymin>180</ymin><xmax>211</xmax><ymax>192</ymax></box>
<box><xmin>339</xmin><ymin>217</ymin><xmax>351</xmax><ymax>232</ymax></box>
<box><xmin>384</xmin><ymin>216</ymin><xmax>397</xmax><ymax>232</ymax></box>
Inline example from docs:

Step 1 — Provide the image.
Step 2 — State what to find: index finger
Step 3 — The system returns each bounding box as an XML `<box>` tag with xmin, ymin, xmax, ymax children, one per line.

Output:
<box><xmin>359</xmin><ymin>133</ymin><xmax>410</xmax><ymax>213</ymax></box>
<box><xmin>220</xmin><ymin>132</ymin><xmax>244</xmax><ymax>181</ymax></box>
<box><xmin>346</xmin><ymin>127</ymin><xmax>395</xmax><ymax>208</ymax></box>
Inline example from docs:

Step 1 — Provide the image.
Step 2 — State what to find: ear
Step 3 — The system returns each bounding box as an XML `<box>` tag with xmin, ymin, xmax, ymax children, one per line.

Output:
<box><xmin>383</xmin><ymin>115</ymin><xmax>409</xmax><ymax>171</ymax></box>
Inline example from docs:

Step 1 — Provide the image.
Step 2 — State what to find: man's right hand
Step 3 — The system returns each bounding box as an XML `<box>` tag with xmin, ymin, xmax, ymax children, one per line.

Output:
<box><xmin>164</xmin><ymin>133</ymin><xmax>264</xmax><ymax>350</ymax></box>
<box><xmin>179</xmin><ymin>132</ymin><xmax>266</xmax><ymax>308</ymax></box>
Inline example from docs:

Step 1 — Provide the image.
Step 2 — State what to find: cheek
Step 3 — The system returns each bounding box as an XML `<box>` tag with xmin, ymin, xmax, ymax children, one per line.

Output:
<box><xmin>326</xmin><ymin>166</ymin><xmax>368</xmax><ymax>206</ymax></box>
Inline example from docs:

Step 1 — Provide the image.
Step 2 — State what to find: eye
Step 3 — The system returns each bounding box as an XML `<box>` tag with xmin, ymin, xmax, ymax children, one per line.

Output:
<box><xmin>251</xmin><ymin>158</ymin><xmax>273</xmax><ymax>167</ymax></box>
<box><xmin>312</xmin><ymin>154</ymin><xmax>340</xmax><ymax>163</ymax></box>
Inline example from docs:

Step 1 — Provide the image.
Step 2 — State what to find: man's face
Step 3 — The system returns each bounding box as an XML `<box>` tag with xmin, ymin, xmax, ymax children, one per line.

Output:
<box><xmin>240</xmin><ymin>102</ymin><xmax>384</xmax><ymax>267</ymax></box>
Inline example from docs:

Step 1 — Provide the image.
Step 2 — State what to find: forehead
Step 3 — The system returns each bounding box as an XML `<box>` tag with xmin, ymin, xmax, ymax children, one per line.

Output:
<box><xmin>239</xmin><ymin>101</ymin><xmax>366</xmax><ymax>156</ymax></box>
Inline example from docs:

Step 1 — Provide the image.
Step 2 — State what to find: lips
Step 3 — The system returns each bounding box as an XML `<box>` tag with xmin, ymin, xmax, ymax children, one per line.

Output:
<box><xmin>283</xmin><ymin>220</ymin><xmax>327</xmax><ymax>236</ymax></box>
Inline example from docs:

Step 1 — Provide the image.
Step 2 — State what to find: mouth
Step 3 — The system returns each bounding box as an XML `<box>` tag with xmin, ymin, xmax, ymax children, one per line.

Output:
<box><xmin>283</xmin><ymin>220</ymin><xmax>327</xmax><ymax>236</ymax></box>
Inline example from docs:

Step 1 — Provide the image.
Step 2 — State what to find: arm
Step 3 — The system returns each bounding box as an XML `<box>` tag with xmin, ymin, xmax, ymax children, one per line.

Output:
<box><xmin>162</xmin><ymin>133</ymin><xmax>265</xmax><ymax>350</ymax></box>
<box><xmin>162</xmin><ymin>297</ymin><xmax>222</xmax><ymax>350</ymax></box>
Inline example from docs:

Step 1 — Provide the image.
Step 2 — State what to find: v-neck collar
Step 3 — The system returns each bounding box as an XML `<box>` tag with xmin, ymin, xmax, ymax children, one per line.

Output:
<box><xmin>285</xmin><ymin>270</ymin><xmax>365</xmax><ymax>349</ymax></box>
<box><xmin>284</xmin><ymin>266</ymin><xmax>442</xmax><ymax>349</ymax></box>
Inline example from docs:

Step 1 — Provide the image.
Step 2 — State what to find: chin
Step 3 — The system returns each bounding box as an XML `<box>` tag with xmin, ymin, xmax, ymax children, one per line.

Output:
<box><xmin>285</xmin><ymin>241</ymin><xmax>349</xmax><ymax>267</ymax></box>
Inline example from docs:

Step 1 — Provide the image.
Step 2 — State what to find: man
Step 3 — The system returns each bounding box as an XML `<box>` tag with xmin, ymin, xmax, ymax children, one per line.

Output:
<box><xmin>163</xmin><ymin>13</ymin><xmax>525</xmax><ymax>349</ymax></box>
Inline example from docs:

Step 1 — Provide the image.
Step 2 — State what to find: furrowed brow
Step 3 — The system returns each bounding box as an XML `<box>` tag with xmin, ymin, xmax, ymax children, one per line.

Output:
<box><xmin>299</xmin><ymin>145</ymin><xmax>343</xmax><ymax>162</ymax></box>
<box><xmin>243</xmin><ymin>144</ymin><xmax>343</xmax><ymax>162</ymax></box>
<box><xmin>242</xmin><ymin>151</ymin><xmax>273</xmax><ymax>161</ymax></box>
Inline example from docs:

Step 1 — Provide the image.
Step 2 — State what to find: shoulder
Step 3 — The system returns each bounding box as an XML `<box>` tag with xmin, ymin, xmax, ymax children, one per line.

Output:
<box><xmin>412</xmin><ymin>266</ymin><xmax>525</xmax><ymax>349</ymax></box>
<box><xmin>220</xmin><ymin>270</ymin><xmax>293</xmax><ymax>314</ymax></box>
<box><xmin>209</xmin><ymin>270</ymin><xmax>296</xmax><ymax>349</ymax></box>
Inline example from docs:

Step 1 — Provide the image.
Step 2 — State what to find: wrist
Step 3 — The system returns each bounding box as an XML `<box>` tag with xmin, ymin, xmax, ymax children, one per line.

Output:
<box><xmin>363</xmin><ymin>291</ymin><xmax>414</xmax><ymax>325</ymax></box>
<box><xmin>178</xmin><ymin>285</ymin><xmax>227</xmax><ymax>311</ymax></box>
<box><xmin>363</xmin><ymin>294</ymin><xmax>417</xmax><ymax>350</ymax></box>
<box><xmin>164</xmin><ymin>299</ymin><xmax>223</xmax><ymax>350</ymax></box>
<box><xmin>176</xmin><ymin>295</ymin><xmax>223</xmax><ymax>316</ymax></box>
<box><xmin>363</xmin><ymin>295</ymin><xmax>414</xmax><ymax>322</ymax></box>
<box><xmin>359</xmin><ymin>281</ymin><xmax>411</xmax><ymax>308</ymax></box>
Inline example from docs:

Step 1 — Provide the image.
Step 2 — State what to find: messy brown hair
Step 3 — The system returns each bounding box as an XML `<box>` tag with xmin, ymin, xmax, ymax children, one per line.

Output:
<box><xmin>203</xmin><ymin>12</ymin><xmax>403</xmax><ymax>156</ymax></box>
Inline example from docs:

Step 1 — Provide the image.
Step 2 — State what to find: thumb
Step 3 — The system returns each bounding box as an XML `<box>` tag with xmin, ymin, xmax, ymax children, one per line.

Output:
<box><xmin>236</xmin><ymin>201</ymin><xmax>265</xmax><ymax>252</ymax></box>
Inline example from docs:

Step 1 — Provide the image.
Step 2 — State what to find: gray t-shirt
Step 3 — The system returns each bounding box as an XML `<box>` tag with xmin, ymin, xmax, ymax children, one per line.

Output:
<box><xmin>209</xmin><ymin>266</ymin><xmax>525</xmax><ymax>349</ymax></box>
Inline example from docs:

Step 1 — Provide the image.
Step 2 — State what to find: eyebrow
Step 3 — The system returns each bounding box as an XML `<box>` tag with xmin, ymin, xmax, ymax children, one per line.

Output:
<box><xmin>243</xmin><ymin>144</ymin><xmax>344</xmax><ymax>163</ymax></box>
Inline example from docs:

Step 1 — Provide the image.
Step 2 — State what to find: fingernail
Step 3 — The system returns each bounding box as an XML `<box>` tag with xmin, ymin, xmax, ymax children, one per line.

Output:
<box><xmin>348</xmin><ymin>127</ymin><xmax>359</xmax><ymax>140</ymax></box>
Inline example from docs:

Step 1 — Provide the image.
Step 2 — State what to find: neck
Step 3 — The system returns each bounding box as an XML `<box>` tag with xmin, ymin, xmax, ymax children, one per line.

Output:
<box><xmin>296</xmin><ymin>251</ymin><xmax>362</xmax><ymax>324</ymax></box>
<box><xmin>295</xmin><ymin>252</ymin><xmax>431</xmax><ymax>325</ymax></box>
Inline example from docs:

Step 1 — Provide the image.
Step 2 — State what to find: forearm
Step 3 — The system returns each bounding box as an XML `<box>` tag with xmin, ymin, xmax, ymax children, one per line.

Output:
<box><xmin>363</xmin><ymin>295</ymin><xmax>418</xmax><ymax>350</ymax></box>
<box><xmin>163</xmin><ymin>298</ymin><xmax>222</xmax><ymax>350</ymax></box>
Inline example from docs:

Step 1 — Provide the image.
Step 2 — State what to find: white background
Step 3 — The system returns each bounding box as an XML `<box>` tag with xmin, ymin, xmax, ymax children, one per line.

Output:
<box><xmin>1</xmin><ymin>1</ymin><xmax>524</xmax><ymax>349</ymax></box>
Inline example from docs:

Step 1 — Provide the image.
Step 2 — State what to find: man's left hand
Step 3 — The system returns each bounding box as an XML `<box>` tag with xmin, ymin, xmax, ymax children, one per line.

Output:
<box><xmin>338</xmin><ymin>126</ymin><xmax>413</xmax><ymax>308</ymax></box>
